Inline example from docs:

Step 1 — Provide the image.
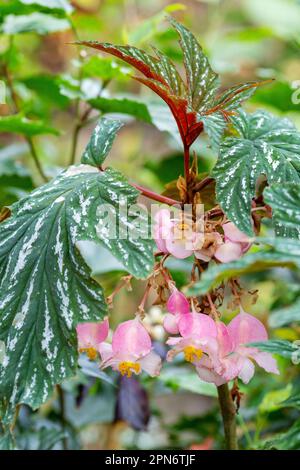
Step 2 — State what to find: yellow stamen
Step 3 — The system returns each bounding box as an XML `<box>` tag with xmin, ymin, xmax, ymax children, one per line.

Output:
<box><xmin>79</xmin><ymin>347</ymin><xmax>98</xmax><ymax>361</ymax></box>
<box><xmin>184</xmin><ymin>346</ymin><xmax>203</xmax><ymax>363</ymax></box>
<box><xmin>118</xmin><ymin>361</ymin><xmax>141</xmax><ymax>378</ymax></box>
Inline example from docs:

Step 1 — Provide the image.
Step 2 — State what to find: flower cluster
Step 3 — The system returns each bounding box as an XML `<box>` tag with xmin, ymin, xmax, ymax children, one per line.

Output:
<box><xmin>76</xmin><ymin>289</ymin><xmax>279</xmax><ymax>385</ymax></box>
<box><xmin>153</xmin><ymin>208</ymin><xmax>252</xmax><ymax>263</ymax></box>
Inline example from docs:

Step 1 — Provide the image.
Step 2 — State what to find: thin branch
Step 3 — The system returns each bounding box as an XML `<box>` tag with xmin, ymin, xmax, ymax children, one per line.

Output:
<box><xmin>57</xmin><ymin>385</ymin><xmax>68</xmax><ymax>451</ymax></box>
<box><xmin>184</xmin><ymin>144</ymin><xmax>191</xmax><ymax>192</ymax></box>
<box><xmin>193</xmin><ymin>176</ymin><xmax>214</xmax><ymax>193</ymax></box>
<box><xmin>3</xmin><ymin>50</ymin><xmax>48</xmax><ymax>183</ymax></box>
<box><xmin>132</xmin><ymin>183</ymin><xmax>180</xmax><ymax>206</ymax></box>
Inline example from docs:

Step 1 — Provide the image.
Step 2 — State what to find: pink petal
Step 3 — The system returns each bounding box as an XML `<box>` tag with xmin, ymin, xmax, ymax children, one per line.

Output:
<box><xmin>196</xmin><ymin>365</ymin><xmax>227</xmax><ymax>386</ymax></box>
<box><xmin>140</xmin><ymin>351</ymin><xmax>162</xmax><ymax>376</ymax></box>
<box><xmin>250</xmin><ymin>351</ymin><xmax>279</xmax><ymax>375</ymax></box>
<box><xmin>223</xmin><ymin>222</ymin><xmax>251</xmax><ymax>244</ymax></box>
<box><xmin>216</xmin><ymin>322</ymin><xmax>234</xmax><ymax>356</ymax></box>
<box><xmin>166</xmin><ymin>237</ymin><xmax>194</xmax><ymax>259</ymax></box>
<box><xmin>112</xmin><ymin>319</ymin><xmax>151</xmax><ymax>357</ymax></box>
<box><xmin>237</xmin><ymin>356</ymin><xmax>255</xmax><ymax>384</ymax></box>
<box><xmin>76</xmin><ymin>319</ymin><xmax>109</xmax><ymax>349</ymax></box>
<box><xmin>98</xmin><ymin>342</ymin><xmax>113</xmax><ymax>362</ymax></box>
<box><xmin>167</xmin><ymin>288</ymin><xmax>190</xmax><ymax>315</ymax></box>
<box><xmin>228</xmin><ymin>310</ymin><xmax>268</xmax><ymax>349</ymax></box>
<box><xmin>163</xmin><ymin>314</ymin><xmax>180</xmax><ymax>334</ymax></box>
<box><xmin>178</xmin><ymin>312</ymin><xmax>217</xmax><ymax>339</ymax></box>
<box><xmin>214</xmin><ymin>241</ymin><xmax>243</xmax><ymax>263</ymax></box>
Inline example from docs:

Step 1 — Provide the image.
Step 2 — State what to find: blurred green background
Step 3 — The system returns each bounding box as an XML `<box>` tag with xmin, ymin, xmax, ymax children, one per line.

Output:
<box><xmin>1</xmin><ymin>0</ymin><xmax>300</xmax><ymax>451</ymax></box>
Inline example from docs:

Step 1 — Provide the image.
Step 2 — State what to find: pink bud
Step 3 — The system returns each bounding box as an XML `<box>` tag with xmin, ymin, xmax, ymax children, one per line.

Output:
<box><xmin>167</xmin><ymin>288</ymin><xmax>190</xmax><ymax>315</ymax></box>
<box><xmin>163</xmin><ymin>313</ymin><xmax>179</xmax><ymax>334</ymax></box>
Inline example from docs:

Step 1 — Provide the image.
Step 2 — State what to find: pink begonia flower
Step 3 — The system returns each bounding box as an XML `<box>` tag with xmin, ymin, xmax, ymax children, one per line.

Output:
<box><xmin>166</xmin><ymin>312</ymin><xmax>219</xmax><ymax>364</ymax></box>
<box><xmin>163</xmin><ymin>287</ymin><xmax>190</xmax><ymax>335</ymax></box>
<box><xmin>215</xmin><ymin>222</ymin><xmax>252</xmax><ymax>263</ymax></box>
<box><xmin>153</xmin><ymin>209</ymin><xmax>203</xmax><ymax>259</ymax></box>
<box><xmin>76</xmin><ymin>319</ymin><xmax>109</xmax><ymax>360</ymax></box>
<box><xmin>195</xmin><ymin>322</ymin><xmax>239</xmax><ymax>386</ymax></box>
<box><xmin>166</xmin><ymin>308</ymin><xmax>279</xmax><ymax>386</ymax></box>
<box><xmin>99</xmin><ymin>318</ymin><xmax>162</xmax><ymax>378</ymax></box>
<box><xmin>226</xmin><ymin>309</ymin><xmax>279</xmax><ymax>384</ymax></box>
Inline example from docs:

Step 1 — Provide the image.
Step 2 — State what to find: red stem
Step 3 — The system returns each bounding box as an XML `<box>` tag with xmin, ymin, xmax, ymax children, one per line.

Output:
<box><xmin>132</xmin><ymin>183</ymin><xmax>179</xmax><ymax>206</ymax></box>
<box><xmin>184</xmin><ymin>144</ymin><xmax>190</xmax><ymax>189</ymax></box>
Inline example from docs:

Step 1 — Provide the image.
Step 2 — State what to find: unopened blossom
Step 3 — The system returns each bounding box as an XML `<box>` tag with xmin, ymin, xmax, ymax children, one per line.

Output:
<box><xmin>76</xmin><ymin>319</ymin><xmax>109</xmax><ymax>360</ymax></box>
<box><xmin>163</xmin><ymin>286</ymin><xmax>190</xmax><ymax>335</ymax></box>
<box><xmin>215</xmin><ymin>222</ymin><xmax>252</xmax><ymax>263</ymax></box>
<box><xmin>99</xmin><ymin>318</ymin><xmax>162</xmax><ymax>378</ymax></box>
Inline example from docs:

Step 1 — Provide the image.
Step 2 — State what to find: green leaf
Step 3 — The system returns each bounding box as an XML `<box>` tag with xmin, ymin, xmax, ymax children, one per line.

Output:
<box><xmin>1</xmin><ymin>12</ymin><xmax>70</xmax><ymax>35</ymax></box>
<box><xmin>269</xmin><ymin>299</ymin><xmax>300</xmax><ymax>328</ymax></box>
<box><xmin>159</xmin><ymin>367</ymin><xmax>217</xmax><ymax>397</ymax></box>
<box><xmin>281</xmin><ymin>392</ymin><xmax>300</xmax><ymax>410</ymax></box>
<box><xmin>81</xmin><ymin>118</ymin><xmax>123</xmax><ymax>168</ymax></box>
<box><xmin>37</xmin><ymin>427</ymin><xmax>67</xmax><ymax>450</ymax></box>
<box><xmin>259</xmin><ymin>385</ymin><xmax>292</xmax><ymax>414</ymax></box>
<box><xmin>201</xmin><ymin>112</ymin><xmax>227</xmax><ymax>151</ymax></box>
<box><xmin>82</xmin><ymin>56</ymin><xmax>130</xmax><ymax>82</ymax></box>
<box><xmin>213</xmin><ymin>109</ymin><xmax>300</xmax><ymax>235</ymax></box>
<box><xmin>19</xmin><ymin>0</ymin><xmax>73</xmax><ymax>14</ymax></box>
<box><xmin>187</xmin><ymin>237</ymin><xmax>300</xmax><ymax>295</ymax></box>
<box><xmin>264</xmin><ymin>183</ymin><xmax>300</xmax><ymax>239</ymax></box>
<box><xmin>169</xmin><ymin>17</ymin><xmax>219</xmax><ymax>112</ymax></box>
<box><xmin>262</xmin><ymin>420</ymin><xmax>300</xmax><ymax>450</ymax></box>
<box><xmin>0</xmin><ymin>164</ymin><xmax>154</xmax><ymax>423</ymax></box>
<box><xmin>248</xmin><ymin>339</ymin><xmax>296</xmax><ymax>359</ymax></box>
<box><xmin>21</xmin><ymin>75</ymin><xmax>70</xmax><ymax>109</ymax></box>
<box><xmin>89</xmin><ymin>97</ymin><xmax>152</xmax><ymax>123</ymax></box>
<box><xmin>0</xmin><ymin>114</ymin><xmax>59</xmax><ymax>137</ymax></box>
<box><xmin>0</xmin><ymin>430</ymin><xmax>16</xmax><ymax>450</ymax></box>
<box><xmin>0</xmin><ymin>144</ymin><xmax>34</xmax><ymax>206</ymax></box>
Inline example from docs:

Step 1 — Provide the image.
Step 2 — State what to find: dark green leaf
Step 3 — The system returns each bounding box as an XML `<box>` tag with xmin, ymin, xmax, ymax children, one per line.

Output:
<box><xmin>0</xmin><ymin>114</ymin><xmax>59</xmax><ymax>137</ymax></box>
<box><xmin>200</xmin><ymin>112</ymin><xmax>227</xmax><ymax>151</ymax></box>
<box><xmin>281</xmin><ymin>392</ymin><xmax>300</xmax><ymax>410</ymax></box>
<box><xmin>248</xmin><ymin>339</ymin><xmax>296</xmax><ymax>359</ymax></box>
<box><xmin>263</xmin><ymin>420</ymin><xmax>300</xmax><ymax>450</ymax></box>
<box><xmin>213</xmin><ymin>110</ymin><xmax>300</xmax><ymax>235</ymax></box>
<box><xmin>81</xmin><ymin>118</ymin><xmax>123</xmax><ymax>168</ymax></box>
<box><xmin>0</xmin><ymin>164</ymin><xmax>154</xmax><ymax>423</ymax></box>
<box><xmin>89</xmin><ymin>97</ymin><xmax>152</xmax><ymax>123</ymax></box>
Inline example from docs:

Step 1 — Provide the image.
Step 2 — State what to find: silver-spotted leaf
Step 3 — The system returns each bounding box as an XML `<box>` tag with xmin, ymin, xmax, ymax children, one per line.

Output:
<box><xmin>213</xmin><ymin>110</ymin><xmax>300</xmax><ymax>235</ymax></box>
<box><xmin>0</xmin><ymin>164</ymin><xmax>154</xmax><ymax>423</ymax></box>
<box><xmin>264</xmin><ymin>183</ymin><xmax>300</xmax><ymax>239</ymax></box>
<box><xmin>81</xmin><ymin>118</ymin><xmax>123</xmax><ymax>168</ymax></box>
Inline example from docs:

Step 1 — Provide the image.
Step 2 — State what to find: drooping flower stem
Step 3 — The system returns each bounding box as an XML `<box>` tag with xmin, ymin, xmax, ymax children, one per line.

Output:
<box><xmin>217</xmin><ymin>383</ymin><xmax>238</xmax><ymax>450</ymax></box>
